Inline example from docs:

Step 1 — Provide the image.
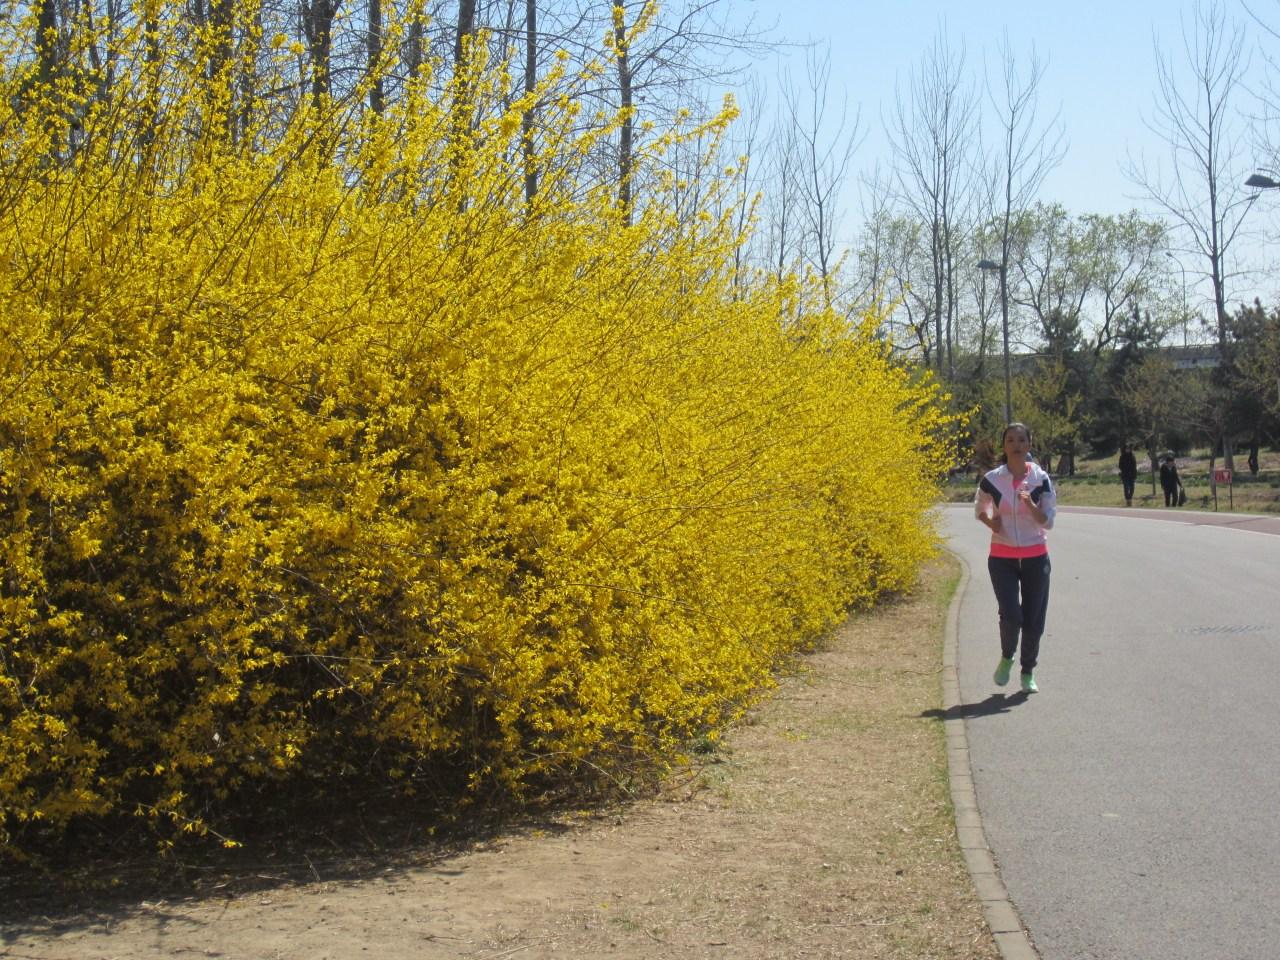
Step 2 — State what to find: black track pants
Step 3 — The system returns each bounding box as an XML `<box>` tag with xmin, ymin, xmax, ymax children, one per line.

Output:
<box><xmin>987</xmin><ymin>553</ymin><xmax>1051</xmax><ymax>672</ymax></box>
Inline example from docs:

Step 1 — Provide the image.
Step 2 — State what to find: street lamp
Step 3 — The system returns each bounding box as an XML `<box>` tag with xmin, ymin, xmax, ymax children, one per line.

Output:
<box><xmin>977</xmin><ymin>258</ymin><xmax>1012</xmax><ymax>425</ymax></box>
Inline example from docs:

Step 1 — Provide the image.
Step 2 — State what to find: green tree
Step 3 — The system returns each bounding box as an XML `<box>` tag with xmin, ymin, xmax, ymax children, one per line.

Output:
<box><xmin>1229</xmin><ymin>302</ymin><xmax>1280</xmax><ymax>415</ymax></box>
<box><xmin>1118</xmin><ymin>353</ymin><xmax>1197</xmax><ymax>494</ymax></box>
<box><xmin>1226</xmin><ymin>300</ymin><xmax>1280</xmax><ymax>470</ymax></box>
<box><xmin>1092</xmin><ymin>302</ymin><xmax>1167</xmax><ymax>451</ymax></box>
<box><xmin>1003</xmin><ymin>359</ymin><xmax>1087</xmax><ymax>474</ymax></box>
<box><xmin>1007</xmin><ymin>204</ymin><xmax>1170</xmax><ymax>355</ymax></box>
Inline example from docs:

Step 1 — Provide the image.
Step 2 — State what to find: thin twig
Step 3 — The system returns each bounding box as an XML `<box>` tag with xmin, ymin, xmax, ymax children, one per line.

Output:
<box><xmin>476</xmin><ymin>942</ymin><xmax>545</xmax><ymax>960</ymax></box>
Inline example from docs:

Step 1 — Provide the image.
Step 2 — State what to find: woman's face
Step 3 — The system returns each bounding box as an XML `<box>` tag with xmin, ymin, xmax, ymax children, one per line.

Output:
<box><xmin>1002</xmin><ymin>426</ymin><xmax>1031</xmax><ymax>461</ymax></box>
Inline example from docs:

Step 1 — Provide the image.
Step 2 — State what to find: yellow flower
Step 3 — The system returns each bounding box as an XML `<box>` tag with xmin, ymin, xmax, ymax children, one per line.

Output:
<box><xmin>0</xmin><ymin>0</ymin><xmax>960</xmax><ymax>859</ymax></box>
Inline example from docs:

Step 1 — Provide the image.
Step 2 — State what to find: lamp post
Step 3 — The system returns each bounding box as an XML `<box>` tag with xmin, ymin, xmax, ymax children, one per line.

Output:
<box><xmin>977</xmin><ymin>258</ymin><xmax>1012</xmax><ymax>425</ymax></box>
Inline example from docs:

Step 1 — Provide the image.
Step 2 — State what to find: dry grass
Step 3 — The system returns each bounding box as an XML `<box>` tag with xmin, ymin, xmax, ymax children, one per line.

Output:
<box><xmin>530</xmin><ymin>551</ymin><xmax>997</xmax><ymax>959</ymax></box>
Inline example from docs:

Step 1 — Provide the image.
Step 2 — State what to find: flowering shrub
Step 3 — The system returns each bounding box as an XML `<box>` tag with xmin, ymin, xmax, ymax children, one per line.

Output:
<box><xmin>0</xmin><ymin>0</ymin><xmax>962</xmax><ymax>855</ymax></box>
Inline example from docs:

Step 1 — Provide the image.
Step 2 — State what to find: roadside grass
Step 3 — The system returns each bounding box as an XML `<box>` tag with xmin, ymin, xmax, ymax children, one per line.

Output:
<box><xmin>948</xmin><ymin>447</ymin><xmax>1280</xmax><ymax>514</ymax></box>
<box><xmin>623</xmin><ymin>550</ymin><xmax>998</xmax><ymax>959</ymax></box>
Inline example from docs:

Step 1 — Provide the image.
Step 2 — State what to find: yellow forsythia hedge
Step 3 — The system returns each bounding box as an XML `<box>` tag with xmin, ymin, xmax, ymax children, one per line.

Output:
<box><xmin>0</xmin><ymin>2</ymin><xmax>961</xmax><ymax>854</ymax></box>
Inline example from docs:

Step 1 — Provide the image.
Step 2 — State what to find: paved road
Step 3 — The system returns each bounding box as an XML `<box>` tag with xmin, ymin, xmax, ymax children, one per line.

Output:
<box><xmin>943</xmin><ymin>504</ymin><xmax>1280</xmax><ymax>960</ymax></box>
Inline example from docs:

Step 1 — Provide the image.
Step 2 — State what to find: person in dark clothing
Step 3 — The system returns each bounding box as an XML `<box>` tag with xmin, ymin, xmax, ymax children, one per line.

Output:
<box><xmin>1159</xmin><ymin>454</ymin><xmax>1181</xmax><ymax>507</ymax></box>
<box><xmin>1118</xmin><ymin>444</ymin><xmax>1138</xmax><ymax>506</ymax></box>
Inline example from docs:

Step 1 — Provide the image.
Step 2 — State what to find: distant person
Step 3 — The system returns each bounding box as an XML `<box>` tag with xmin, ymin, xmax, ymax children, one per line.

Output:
<box><xmin>1118</xmin><ymin>444</ymin><xmax>1138</xmax><ymax>506</ymax></box>
<box><xmin>974</xmin><ymin>422</ymin><xmax>1056</xmax><ymax>694</ymax></box>
<box><xmin>1159</xmin><ymin>453</ymin><xmax>1182</xmax><ymax>507</ymax></box>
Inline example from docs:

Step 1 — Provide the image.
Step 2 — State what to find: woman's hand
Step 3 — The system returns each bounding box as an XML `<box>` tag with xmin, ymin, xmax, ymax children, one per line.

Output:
<box><xmin>980</xmin><ymin>511</ymin><xmax>1002</xmax><ymax>533</ymax></box>
<box><xmin>1017</xmin><ymin>489</ymin><xmax>1047</xmax><ymax>524</ymax></box>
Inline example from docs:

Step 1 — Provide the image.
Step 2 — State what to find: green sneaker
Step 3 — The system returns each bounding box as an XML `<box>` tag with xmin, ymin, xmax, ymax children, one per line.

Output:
<box><xmin>993</xmin><ymin>657</ymin><xmax>1013</xmax><ymax>687</ymax></box>
<box><xmin>1020</xmin><ymin>672</ymin><xmax>1038</xmax><ymax>694</ymax></box>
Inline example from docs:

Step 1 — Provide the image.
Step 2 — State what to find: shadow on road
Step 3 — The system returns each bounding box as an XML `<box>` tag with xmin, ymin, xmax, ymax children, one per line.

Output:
<box><xmin>920</xmin><ymin>692</ymin><xmax>1030</xmax><ymax>722</ymax></box>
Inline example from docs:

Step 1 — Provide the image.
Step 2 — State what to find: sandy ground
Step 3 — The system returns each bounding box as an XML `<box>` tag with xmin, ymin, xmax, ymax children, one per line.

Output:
<box><xmin>0</xmin><ymin>557</ymin><xmax>998</xmax><ymax>960</ymax></box>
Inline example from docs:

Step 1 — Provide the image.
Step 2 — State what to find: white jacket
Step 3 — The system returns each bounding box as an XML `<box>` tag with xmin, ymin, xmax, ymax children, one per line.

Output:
<box><xmin>973</xmin><ymin>462</ymin><xmax>1056</xmax><ymax>557</ymax></box>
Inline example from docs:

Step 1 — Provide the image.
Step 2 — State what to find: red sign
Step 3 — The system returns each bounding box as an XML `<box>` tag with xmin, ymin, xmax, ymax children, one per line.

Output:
<box><xmin>1213</xmin><ymin>468</ymin><xmax>1232</xmax><ymax>484</ymax></box>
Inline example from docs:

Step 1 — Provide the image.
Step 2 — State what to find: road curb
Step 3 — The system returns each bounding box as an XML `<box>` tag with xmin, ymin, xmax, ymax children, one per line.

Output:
<box><xmin>943</xmin><ymin>550</ymin><xmax>1040</xmax><ymax>960</ymax></box>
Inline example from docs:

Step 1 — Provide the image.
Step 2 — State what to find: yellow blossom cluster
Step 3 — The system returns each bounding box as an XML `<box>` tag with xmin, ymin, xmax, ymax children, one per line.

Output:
<box><xmin>0</xmin><ymin>0</ymin><xmax>962</xmax><ymax>854</ymax></box>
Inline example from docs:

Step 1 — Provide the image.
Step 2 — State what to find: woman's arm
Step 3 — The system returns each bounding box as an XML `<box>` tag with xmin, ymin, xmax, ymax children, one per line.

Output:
<box><xmin>1024</xmin><ymin>474</ymin><xmax>1056</xmax><ymax>528</ymax></box>
<box><xmin>975</xmin><ymin>482</ymin><xmax>1002</xmax><ymax>531</ymax></box>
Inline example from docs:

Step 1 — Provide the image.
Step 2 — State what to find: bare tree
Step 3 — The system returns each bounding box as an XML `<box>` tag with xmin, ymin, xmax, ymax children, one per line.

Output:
<box><xmin>548</xmin><ymin>0</ymin><xmax>771</xmax><ymax>221</ymax></box>
<box><xmin>727</xmin><ymin>77</ymin><xmax>768</xmax><ymax>292</ymax></box>
<box><xmin>982</xmin><ymin>34</ymin><xmax>1064</xmax><ymax>420</ymax></box>
<box><xmin>757</xmin><ymin>100</ymin><xmax>803</xmax><ymax>285</ymax></box>
<box><xmin>851</xmin><ymin>163</ymin><xmax>894</xmax><ymax>310</ymax></box>
<box><xmin>1127</xmin><ymin>1</ymin><xmax>1253</xmax><ymax>351</ymax></box>
<box><xmin>1241</xmin><ymin>1</ymin><xmax>1280</xmax><ymax>172</ymax></box>
<box><xmin>887</xmin><ymin>28</ymin><xmax>980</xmax><ymax>379</ymax></box>
<box><xmin>1127</xmin><ymin>1</ymin><xmax>1256</xmax><ymax>469</ymax></box>
<box><xmin>777</xmin><ymin>44</ymin><xmax>862</xmax><ymax>305</ymax></box>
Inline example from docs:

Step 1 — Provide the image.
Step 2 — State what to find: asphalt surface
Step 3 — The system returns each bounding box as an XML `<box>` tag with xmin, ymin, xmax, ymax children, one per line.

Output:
<box><xmin>943</xmin><ymin>504</ymin><xmax>1280</xmax><ymax>960</ymax></box>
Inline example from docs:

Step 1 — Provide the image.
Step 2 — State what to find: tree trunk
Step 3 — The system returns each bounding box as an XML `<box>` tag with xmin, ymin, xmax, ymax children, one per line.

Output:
<box><xmin>303</xmin><ymin>0</ymin><xmax>339</xmax><ymax>106</ymax></box>
<box><xmin>206</xmin><ymin>0</ymin><xmax>236</xmax><ymax>141</ymax></box>
<box><xmin>141</xmin><ymin>0</ymin><xmax>161</xmax><ymax>155</ymax></box>
<box><xmin>35</xmin><ymin>0</ymin><xmax>59</xmax><ymax>88</ymax></box>
<box><xmin>368</xmin><ymin>0</ymin><xmax>384</xmax><ymax>115</ymax></box>
<box><xmin>451</xmin><ymin>0</ymin><xmax>478</xmax><ymax>208</ymax></box>
<box><xmin>932</xmin><ymin>219</ymin><xmax>943</xmax><ymax>372</ymax></box>
<box><xmin>405</xmin><ymin>17</ymin><xmax>424</xmax><ymax>81</ymax></box>
<box><xmin>614</xmin><ymin>7</ymin><xmax>633</xmax><ymax>226</ymax></box>
<box><xmin>456</xmin><ymin>0</ymin><xmax>477</xmax><ymax>68</ymax></box>
<box><xmin>522</xmin><ymin>0</ymin><xmax>537</xmax><ymax>205</ymax></box>
<box><xmin>236</xmin><ymin>5</ymin><xmax>262</xmax><ymax>144</ymax></box>
<box><xmin>207</xmin><ymin>0</ymin><xmax>233</xmax><ymax>83</ymax></box>
<box><xmin>35</xmin><ymin>0</ymin><xmax>62</xmax><ymax>160</ymax></box>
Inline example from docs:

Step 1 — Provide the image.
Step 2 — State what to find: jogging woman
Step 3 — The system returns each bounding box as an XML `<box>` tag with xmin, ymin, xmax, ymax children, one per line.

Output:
<box><xmin>974</xmin><ymin>422</ymin><xmax>1057</xmax><ymax>693</ymax></box>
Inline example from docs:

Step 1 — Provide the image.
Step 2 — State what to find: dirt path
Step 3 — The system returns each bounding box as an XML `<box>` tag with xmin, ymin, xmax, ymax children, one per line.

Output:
<box><xmin>1</xmin><ymin>556</ymin><xmax>998</xmax><ymax>960</ymax></box>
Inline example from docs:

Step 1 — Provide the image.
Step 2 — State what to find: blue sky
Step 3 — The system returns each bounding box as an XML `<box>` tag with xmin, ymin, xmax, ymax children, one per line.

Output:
<box><xmin>725</xmin><ymin>0</ymin><xmax>1275</xmax><ymax>243</ymax></box>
